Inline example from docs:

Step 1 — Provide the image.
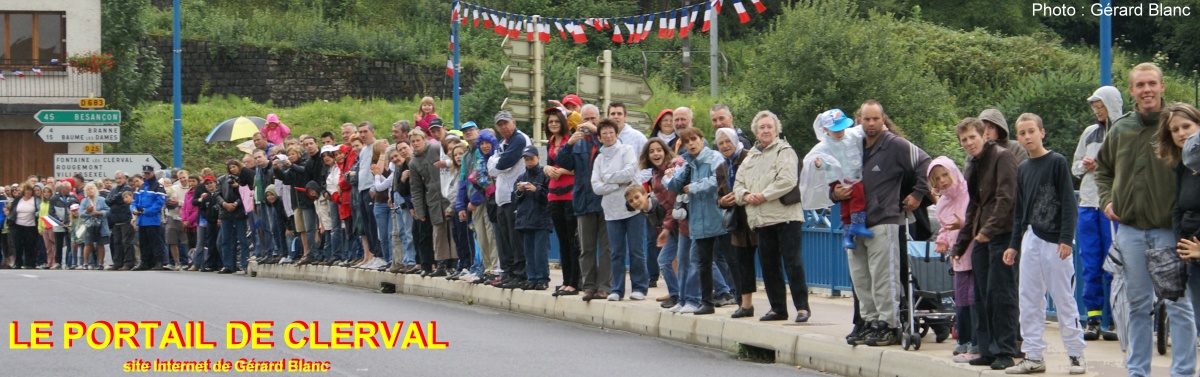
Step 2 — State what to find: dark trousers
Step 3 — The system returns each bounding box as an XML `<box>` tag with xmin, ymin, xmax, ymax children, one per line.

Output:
<box><xmin>972</xmin><ymin>232</ymin><xmax>1018</xmax><ymax>358</ymax></box>
<box><xmin>110</xmin><ymin>223</ymin><xmax>137</xmax><ymax>268</ymax></box>
<box><xmin>734</xmin><ymin>245</ymin><xmax>759</xmax><ymax>294</ymax></box>
<box><xmin>414</xmin><ymin>218</ymin><xmax>434</xmax><ymax>271</ymax></box>
<box><xmin>202</xmin><ymin>224</ymin><xmax>222</xmax><ymax>270</ymax></box>
<box><xmin>757</xmin><ymin>221</ymin><xmax>809</xmax><ymax>315</ymax></box>
<box><xmin>549</xmin><ymin>200</ymin><xmax>580</xmax><ymax>288</ymax></box>
<box><xmin>696</xmin><ymin>236</ymin><xmax>720</xmax><ymax>306</ymax></box>
<box><xmin>451</xmin><ymin>214</ymin><xmax>474</xmax><ymax>270</ymax></box>
<box><xmin>495</xmin><ymin>203</ymin><xmax>526</xmax><ymax>278</ymax></box>
<box><xmin>645</xmin><ymin>217</ymin><xmax>661</xmax><ymax>282</ymax></box>
<box><xmin>138</xmin><ymin>225</ymin><xmax>164</xmax><ymax>268</ymax></box>
<box><xmin>359</xmin><ymin>190</ymin><xmax>381</xmax><ymax>258</ymax></box>
<box><xmin>219</xmin><ymin>218</ymin><xmax>250</xmax><ymax>271</ymax></box>
<box><xmin>12</xmin><ymin>224</ymin><xmax>38</xmax><ymax>268</ymax></box>
<box><xmin>715</xmin><ymin>233</ymin><xmax>742</xmax><ymax>298</ymax></box>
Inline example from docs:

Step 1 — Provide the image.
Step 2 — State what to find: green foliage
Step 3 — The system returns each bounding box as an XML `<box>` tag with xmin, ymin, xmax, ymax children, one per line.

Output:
<box><xmin>102</xmin><ymin>0</ymin><xmax>163</xmax><ymax>150</ymax></box>
<box><xmin>741</xmin><ymin>0</ymin><xmax>958</xmax><ymax>157</ymax></box>
<box><xmin>129</xmin><ymin>95</ymin><xmax>444</xmax><ymax>170</ymax></box>
<box><xmin>996</xmin><ymin>70</ymin><xmax>1099</xmax><ymax>160</ymax></box>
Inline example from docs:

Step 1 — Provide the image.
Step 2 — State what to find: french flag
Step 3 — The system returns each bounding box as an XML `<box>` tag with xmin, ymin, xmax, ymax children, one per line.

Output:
<box><xmin>622</xmin><ymin>18</ymin><xmax>636</xmax><ymax>43</ymax></box>
<box><xmin>450</xmin><ymin>1</ymin><xmax>460</xmax><ymax>22</ymax></box>
<box><xmin>448</xmin><ymin>32</ymin><xmax>455</xmax><ymax>51</ymax></box>
<box><xmin>677</xmin><ymin>8</ymin><xmax>690</xmax><ymax>38</ymax></box>
<box><xmin>554</xmin><ymin>19</ymin><xmax>567</xmax><ymax>40</ymax></box>
<box><xmin>733</xmin><ymin>0</ymin><xmax>750</xmax><ymax>23</ymax></box>
<box><xmin>472</xmin><ymin>6</ymin><xmax>480</xmax><ymax>27</ymax></box>
<box><xmin>701</xmin><ymin>1</ymin><xmax>713</xmax><ymax>32</ymax></box>
<box><xmin>689</xmin><ymin>5</ymin><xmax>701</xmax><ymax>29</ymax></box>
<box><xmin>570</xmin><ymin>20</ymin><xmax>588</xmax><ymax>44</ymax></box>
<box><xmin>641</xmin><ymin>14</ymin><xmax>655</xmax><ymax>41</ymax></box>
<box><xmin>494</xmin><ymin>13</ymin><xmax>507</xmax><ymax>35</ymax></box>
<box><xmin>665</xmin><ymin>9</ymin><xmax>677</xmax><ymax>39</ymax></box>
<box><xmin>0</xmin><ymin>72</ymin><xmax>5</xmax><ymax>80</ymax></box>
<box><xmin>446</xmin><ymin>58</ymin><xmax>454</xmax><ymax>76</ymax></box>
<box><xmin>715</xmin><ymin>0</ymin><xmax>723</xmax><ymax>15</ymax></box>
<box><xmin>41</xmin><ymin>215</ymin><xmax>62</xmax><ymax>229</ymax></box>
<box><xmin>483</xmin><ymin>10</ymin><xmax>494</xmax><ymax>28</ymax></box>
<box><xmin>611</xmin><ymin>22</ymin><xmax>624</xmax><ymax>43</ymax></box>
<box><xmin>12</xmin><ymin>69</ymin><xmax>23</xmax><ymax>78</ymax></box>
<box><xmin>658</xmin><ymin>12</ymin><xmax>669</xmax><ymax>38</ymax></box>
<box><xmin>509</xmin><ymin>16</ymin><xmax>522</xmax><ymax>39</ymax></box>
<box><xmin>31</xmin><ymin>67</ymin><xmax>43</xmax><ymax>76</ymax></box>
<box><xmin>750</xmin><ymin>0</ymin><xmax>766</xmax><ymax>12</ymax></box>
<box><xmin>538</xmin><ymin>20</ymin><xmax>550</xmax><ymax>42</ymax></box>
<box><xmin>526</xmin><ymin>16</ymin><xmax>535</xmax><ymax>41</ymax></box>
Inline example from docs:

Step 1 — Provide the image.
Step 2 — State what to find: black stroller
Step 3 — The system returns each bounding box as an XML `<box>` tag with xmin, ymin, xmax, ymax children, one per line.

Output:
<box><xmin>898</xmin><ymin>240</ymin><xmax>957</xmax><ymax>350</ymax></box>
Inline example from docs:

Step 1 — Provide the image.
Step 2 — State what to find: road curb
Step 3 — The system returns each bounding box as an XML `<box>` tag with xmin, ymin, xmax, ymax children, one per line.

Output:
<box><xmin>249</xmin><ymin>263</ymin><xmax>985</xmax><ymax>377</ymax></box>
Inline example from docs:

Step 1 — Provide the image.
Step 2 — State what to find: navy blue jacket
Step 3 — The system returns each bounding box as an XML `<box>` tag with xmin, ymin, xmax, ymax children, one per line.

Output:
<box><xmin>514</xmin><ymin>163</ymin><xmax>553</xmax><ymax>231</ymax></box>
<box><xmin>556</xmin><ymin>135</ymin><xmax>604</xmax><ymax>216</ymax></box>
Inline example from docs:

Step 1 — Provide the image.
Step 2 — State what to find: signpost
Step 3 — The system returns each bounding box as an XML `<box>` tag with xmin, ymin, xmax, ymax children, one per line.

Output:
<box><xmin>36</xmin><ymin>125</ymin><xmax>121</xmax><ymax>143</ymax></box>
<box><xmin>576</xmin><ymin>67</ymin><xmax>654</xmax><ymax>108</ymax></box>
<box><xmin>501</xmin><ymin>27</ymin><xmax>545</xmax><ymax>142</ymax></box>
<box><xmin>34</xmin><ymin>109</ymin><xmax>121</xmax><ymax>124</ymax></box>
<box><xmin>500</xmin><ymin>98</ymin><xmax>535</xmax><ymax>123</ymax></box>
<box><xmin>54</xmin><ymin>154</ymin><xmax>167</xmax><ymax>181</ymax></box>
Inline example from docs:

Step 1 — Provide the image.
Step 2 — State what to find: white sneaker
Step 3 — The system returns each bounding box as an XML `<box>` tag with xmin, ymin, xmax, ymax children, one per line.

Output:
<box><xmin>1068</xmin><ymin>356</ymin><xmax>1086</xmax><ymax>375</ymax></box>
<box><xmin>630</xmin><ymin>292</ymin><xmax>646</xmax><ymax>300</ymax></box>
<box><xmin>607</xmin><ymin>293</ymin><xmax>621</xmax><ymax>301</ymax></box>
<box><xmin>669</xmin><ymin>304</ymin><xmax>684</xmax><ymax>313</ymax></box>
<box><xmin>280</xmin><ymin>257</ymin><xmax>293</xmax><ymax>264</ymax></box>
<box><xmin>679</xmin><ymin>304</ymin><xmax>700</xmax><ymax>314</ymax></box>
<box><xmin>1005</xmin><ymin>359</ymin><xmax>1046</xmax><ymax>374</ymax></box>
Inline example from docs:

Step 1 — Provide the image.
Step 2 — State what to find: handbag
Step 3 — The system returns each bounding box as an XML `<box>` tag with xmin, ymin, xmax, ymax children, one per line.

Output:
<box><xmin>74</xmin><ymin>223</ymin><xmax>88</xmax><ymax>239</ymax></box>
<box><xmin>721</xmin><ymin>208</ymin><xmax>736</xmax><ymax>233</ymax></box>
<box><xmin>776</xmin><ymin>148</ymin><xmax>803</xmax><ymax>205</ymax></box>
<box><xmin>1146</xmin><ymin>246</ymin><xmax>1189</xmax><ymax>301</ymax></box>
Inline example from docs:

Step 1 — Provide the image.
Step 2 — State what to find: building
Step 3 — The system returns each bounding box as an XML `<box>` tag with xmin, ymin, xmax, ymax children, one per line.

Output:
<box><xmin>0</xmin><ymin>0</ymin><xmax>102</xmax><ymax>184</ymax></box>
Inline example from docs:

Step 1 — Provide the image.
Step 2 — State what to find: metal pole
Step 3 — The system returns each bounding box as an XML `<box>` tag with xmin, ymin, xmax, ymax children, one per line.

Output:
<box><xmin>172</xmin><ymin>0</ymin><xmax>183</xmax><ymax>168</ymax></box>
<box><xmin>709</xmin><ymin>1</ymin><xmax>718</xmax><ymax>98</ymax></box>
<box><xmin>453</xmin><ymin>14</ymin><xmax>461</xmax><ymax>129</ymax></box>
<box><xmin>532</xmin><ymin>15</ymin><xmax>544</xmax><ymax>143</ymax></box>
<box><xmin>1099</xmin><ymin>0</ymin><xmax>1112</xmax><ymax>86</ymax></box>
<box><xmin>602</xmin><ymin>50</ymin><xmax>613</xmax><ymax>113</ymax></box>
<box><xmin>680</xmin><ymin>0</ymin><xmax>691</xmax><ymax>93</ymax></box>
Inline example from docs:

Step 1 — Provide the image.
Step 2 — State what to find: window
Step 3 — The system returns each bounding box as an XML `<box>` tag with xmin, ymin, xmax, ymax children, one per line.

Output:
<box><xmin>2</xmin><ymin>12</ymin><xmax>66</xmax><ymax>70</ymax></box>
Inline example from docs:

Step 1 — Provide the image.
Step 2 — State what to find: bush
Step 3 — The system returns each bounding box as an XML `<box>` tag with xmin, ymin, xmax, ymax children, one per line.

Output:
<box><xmin>996</xmin><ymin>70</ymin><xmax>1099</xmax><ymax>163</ymax></box>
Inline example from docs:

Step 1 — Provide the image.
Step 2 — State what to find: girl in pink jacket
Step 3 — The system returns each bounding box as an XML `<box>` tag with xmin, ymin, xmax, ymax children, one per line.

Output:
<box><xmin>928</xmin><ymin>156</ymin><xmax>976</xmax><ymax>362</ymax></box>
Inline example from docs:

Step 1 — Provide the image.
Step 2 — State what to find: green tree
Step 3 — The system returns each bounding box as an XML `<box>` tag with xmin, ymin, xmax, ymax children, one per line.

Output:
<box><xmin>103</xmin><ymin>0</ymin><xmax>163</xmax><ymax>151</ymax></box>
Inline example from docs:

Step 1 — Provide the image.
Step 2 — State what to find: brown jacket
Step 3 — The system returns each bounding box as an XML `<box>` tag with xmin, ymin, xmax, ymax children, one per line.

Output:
<box><xmin>720</xmin><ymin>149</ymin><xmax>756</xmax><ymax>247</ymax></box>
<box><xmin>953</xmin><ymin>140</ymin><xmax>1018</xmax><ymax>256</ymax></box>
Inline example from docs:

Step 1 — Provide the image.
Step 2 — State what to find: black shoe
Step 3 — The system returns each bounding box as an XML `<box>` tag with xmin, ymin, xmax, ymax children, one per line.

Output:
<box><xmin>794</xmin><ymin>310</ymin><xmax>811</xmax><ymax>323</ymax></box>
<box><xmin>731</xmin><ymin>306</ymin><xmax>754</xmax><ymax>319</ymax></box>
<box><xmin>660</xmin><ymin>297</ymin><xmax>679</xmax><ymax>309</ymax></box>
<box><xmin>217</xmin><ymin>268</ymin><xmax>233</xmax><ymax>274</ymax></box>
<box><xmin>714</xmin><ymin>293</ymin><xmax>737</xmax><ymax>307</ymax></box>
<box><xmin>933</xmin><ymin>325</ymin><xmax>951</xmax><ymax>343</ymax></box>
<box><xmin>759</xmin><ymin>311</ymin><xmax>788</xmax><ymax>321</ymax></box>
<box><xmin>519</xmin><ymin>280</ymin><xmax>536</xmax><ymax>290</ymax></box>
<box><xmin>153</xmin><ymin>264</ymin><xmax>171</xmax><ymax>271</ymax></box>
<box><xmin>694</xmin><ymin>304</ymin><xmax>715</xmax><ymax>315</ymax></box>
<box><xmin>1102</xmin><ymin>327</ymin><xmax>1118</xmax><ymax>341</ymax></box>
<box><xmin>990</xmin><ymin>356</ymin><xmax>1015</xmax><ymax>370</ymax></box>
<box><xmin>968</xmin><ymin>356</ymin><xmax>996</xmax><ymax>366</ymax></box>
<box><xmin>428</xmin><ymin>268</ymin><xmax>447</xmax><ymax>277</ymax></box>
<box><xmin>132</xmin><ymin>264</ymin><xmax>149</xmax><ymax>271</ymax></box>
<box><xmin>201</xmin><ymin>267</ymin><xmax>214</xmax><ymax>272</ymax></box>
<box><xmin>500</xmin><ymin>278</ymin><xmax>527</xmax><ymax>289</ymax></box>
<box><xmin>582</xmin><ymin>290</ymin><xmax>596</xmax><ymax>302</ymax></box>
<box><xmin>846</xmin><ymin>323</ymin><xmax>868</xmax><ymax>345</ymax></box>
<box><xmin>404</xmin><ymin>266</ymin><xmax>423</xmax><ymax>274</ymax></box>
<box><xmin>649</xmin><ymin>280</ymin><xmax>658</xmax><ymax>288</ymax></box>
<box><xmin>864</xmin><ymin>321</ymin><xmax>897</xmax><ymax>346</ymax></box>
<box><xmin>1084</xmin><ymin>320</ymin><xmax>1101</xmax><ymax>341</ymax></box>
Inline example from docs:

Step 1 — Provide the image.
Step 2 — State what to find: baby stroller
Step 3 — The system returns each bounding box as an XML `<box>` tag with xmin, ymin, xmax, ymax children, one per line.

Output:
<box><xmin>898</xmin><ymin>240</ymin><xmax>957</xmax><ymax>350</ymax></box>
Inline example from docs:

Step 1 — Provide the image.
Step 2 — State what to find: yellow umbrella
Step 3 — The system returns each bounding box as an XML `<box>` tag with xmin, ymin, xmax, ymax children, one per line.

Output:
<box><xmin>206</xmin><ymin>116</ymin><xmax>266</xmax><ymax>143</ymax></box>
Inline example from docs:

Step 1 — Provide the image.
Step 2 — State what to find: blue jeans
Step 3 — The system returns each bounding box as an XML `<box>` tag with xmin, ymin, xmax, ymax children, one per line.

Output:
<box><xmin>359</xmin><ymin>190</ymin><xmax>380</xmax><ymax>258</ymax></box>
<box><xmin>219</xmin><ymin>218</ymin><xmax>250</xmax><ymax>271</ymax></box>
<box><xmin>608</xmin><ymin>215</ymin><xmax>647</xmax><ymax>297</ymax></box>
<box><xmin>713</xmin><ymin>249</ymin><xmax>733</xmax><ymax>296</ymax></box>
<box><xmin>657</xmin><ymin>234</ymin><xmax>680</xmax><ymax>299</ymax></box>
<box><xmin>677</xmin><ymin>235</ymin><xmax>701</xmax><ymax>306</ymax></box>
<box><xmin>374</xmin><ymin>203</ymin><xmax>392</xmax><ymax>263</ymax></box>
<box><xmin>522</xmin><ymin>229</ymin><xmax>551</xmax><ymax>283</ymax></box>
<box><xmin>395</xmin><ymin>207</ymin><xmax>416</xmax><ymax>265</ymax></box>
<box><xmin>324</xmin><ymin>204</ymin><xmax>342</xmax><ymax>261</ymax></box>
<box><xmin>451</xmin><ymin>214</ymin><xmax>474</xmax><ymax>270</ymax></box>
<box><xmin>1117</xmin><ymin>226</ymin><xmax>1197</xmax><ymax>377</ymax></box>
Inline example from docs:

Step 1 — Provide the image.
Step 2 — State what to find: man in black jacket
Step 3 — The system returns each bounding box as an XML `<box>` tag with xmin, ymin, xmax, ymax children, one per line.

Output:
<box><xmin>217</xmin><ymin>174</ymin><xmax>249</xmax><ymax>274</ymax></box>
<box><xmin>282</xmin><ymin>135</ymin><xmax>326</xmax><ymax>264</ymax></box>
<box><xmin>191</xmin><ymin>175</ymin><xmax>222</xmax><ymax>272</ymax></box>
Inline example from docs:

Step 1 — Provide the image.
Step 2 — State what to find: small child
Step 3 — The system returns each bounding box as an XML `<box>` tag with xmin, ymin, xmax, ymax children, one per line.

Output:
<box><xmin>68</xmin><ymin>204</ymin><xmax>83</xmax><ymax>268</ymax></box>
<box><xmin>1002</xmin><ymin>113</ymin><xmax>1086</xmax><ymax>375</ymax></box>
<box><xmin>803</xmin><ymin>109</ymin><xmax>873</xmax><ymax>249</ymax></box>
<box><xmin>514</xmin><ymin>145</ymin><xmax>552</xmax><ymax>291</ymax></box>
<box><xmin>928</xmin><ymin>157</ymin><xmax>977</xmax><ymax>362</ymax></box>
<box><xmin>625</xmin><ymin>184</ymin><xmax>667</xmax><ymax>234</ymax></box>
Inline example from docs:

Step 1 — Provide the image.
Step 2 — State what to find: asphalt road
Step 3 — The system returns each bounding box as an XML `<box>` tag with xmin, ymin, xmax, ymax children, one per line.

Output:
<box><xmin>1</xmin><ymin>269</ymin><xmax>828</xmax><ymax>377</ymax></box>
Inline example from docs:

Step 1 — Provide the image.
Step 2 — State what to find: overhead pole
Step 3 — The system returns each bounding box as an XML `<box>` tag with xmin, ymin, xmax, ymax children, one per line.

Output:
<box><xmin>172</xmin><ymin>0</ymin><xmax>182</xmax><ymax>168</ymax></box>
<box><xmin>453</xmin><ymin>9</ymin><xmax>461</xmax><ymax>130</ymax></box>
<box><xmin>533</xmin><ymin>15</ymin><xmax>544</xmax><ymax>143</ymax></box>
<box><xmin>1099</xmin><ymin>0</ymin><xmax>1112</xmax><ymax>86</ymax></box>
<box><xmin>709</xmin><ymin>0</ymin><xmax>718</xmax><ymax>98</ymax></box>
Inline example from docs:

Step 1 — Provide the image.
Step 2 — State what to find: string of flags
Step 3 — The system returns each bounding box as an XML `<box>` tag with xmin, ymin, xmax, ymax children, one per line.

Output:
<box><xmin>445</xmin><ymin>0</ymin><xmax>766</xmax><ymax>76</ymax></box>
<box><xmin>0</xmin><ymin>59</ymin><xmax>59</xmax><ymax>81</ymax></box>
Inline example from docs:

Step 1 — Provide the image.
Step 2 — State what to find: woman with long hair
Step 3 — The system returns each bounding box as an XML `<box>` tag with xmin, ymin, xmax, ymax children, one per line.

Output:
<box><xmin>80</xmin><ymin>183</ymin><xmax>110</xmax><ymax>271</ymax></box>
<box><xmin>639</xmin><ymin>137</ymin><xmax>686</xmax><ymax>307</ymax></box>
<box><xmin>1155</xmin><ymin>103</ymin><xmax>1200</xmax><ymax>324</ymax></box>
<box><xmin>544</xmin><ymin>109</ymin><xmax>582</xmax><ymax>295</ymax></box>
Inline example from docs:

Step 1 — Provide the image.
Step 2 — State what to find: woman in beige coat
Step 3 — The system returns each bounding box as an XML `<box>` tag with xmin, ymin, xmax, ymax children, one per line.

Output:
<box><xmin>732</xmin><ymin>110</ymin><xmax>811</xmax><ymax>322</ymax></box>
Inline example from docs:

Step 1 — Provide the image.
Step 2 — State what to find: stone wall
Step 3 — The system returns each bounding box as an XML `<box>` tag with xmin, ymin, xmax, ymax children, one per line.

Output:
<box><xmin>144</xmin><ymin>37</ymin><xmax>475</xmax><ymax>107</ymax></box>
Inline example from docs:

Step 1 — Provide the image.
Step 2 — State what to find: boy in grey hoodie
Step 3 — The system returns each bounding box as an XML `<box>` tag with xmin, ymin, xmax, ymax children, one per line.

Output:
<box><xmin>1072</xmin><ymin>86</ymin><xmax>1123</xmax><ymax>341</ymax></box>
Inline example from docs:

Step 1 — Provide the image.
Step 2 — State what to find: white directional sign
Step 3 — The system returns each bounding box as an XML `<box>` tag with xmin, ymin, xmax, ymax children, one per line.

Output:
<box><xmin>500</xmin><ymin>97</ymin><xmax>535</xmax><ymax>122</ymax></box>
<box><xmin>576</xmin><ymin>67</ymin><xmax>654</xmax><ymax>107</ymax></box>
<box><xmin>54</xmin><ymin>154</ymin><xmax>167</xmax><ymax>180</ymax></box>
<box><xmin>502</xmin><ymin>39</ymin><xmax>533</xmax><ymax>63</ymax></box>
<box><xmin>501</xmin><ymin>65</ymin><xmax>534</xmax><ymax>93</ymax></box>
<box><xmin>37</xmin><ymin>125</ymin><xmax>121</xmax><ymax>143</ymax></box>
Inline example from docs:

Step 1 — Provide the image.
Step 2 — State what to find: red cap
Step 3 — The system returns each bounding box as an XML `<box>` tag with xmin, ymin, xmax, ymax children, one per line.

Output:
<box><xmin>204</xmin><ymin>175</ymin><xmax>216</xmax><ymax>182</ymax></box>
<box><xmin>561</xmin><ymin>94</ymin><xmax>582</xmax><ymax>107</ymax></box>
<box><xmin>338</xmin><ymin>144</ymin><xmax>352</xmax><ymax>154</ymax></box>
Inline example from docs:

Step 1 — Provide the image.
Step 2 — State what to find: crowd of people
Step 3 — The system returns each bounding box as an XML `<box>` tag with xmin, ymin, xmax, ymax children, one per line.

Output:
<box><xmin>3</xmin><ymin>63</ymin><xmax>1200</xmax><ymax>376</ymax></box>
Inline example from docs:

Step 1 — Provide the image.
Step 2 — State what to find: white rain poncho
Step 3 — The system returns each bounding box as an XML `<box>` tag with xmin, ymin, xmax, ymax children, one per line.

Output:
<box><xmin>800</xmin><ymin>116</ymin><xmax>864</xmax><ymax>210</ymax></box>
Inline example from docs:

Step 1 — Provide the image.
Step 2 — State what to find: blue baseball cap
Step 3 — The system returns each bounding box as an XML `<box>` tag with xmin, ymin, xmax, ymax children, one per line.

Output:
<box><xmin>818</xmin><ymin>109</ymin><xmax>854</xmax><ymax>132</ymax></box>
<box><xmin>460</xmin><ymin>121</ymin><xmax>478</xmax><ymax>130</ymax></box>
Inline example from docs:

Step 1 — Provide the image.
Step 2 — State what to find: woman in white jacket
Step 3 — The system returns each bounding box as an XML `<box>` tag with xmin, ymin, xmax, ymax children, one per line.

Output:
<box><xmin>591</xmin><ymin>119</ymin><xmax>649</xmax><ymax>301</ymax></box>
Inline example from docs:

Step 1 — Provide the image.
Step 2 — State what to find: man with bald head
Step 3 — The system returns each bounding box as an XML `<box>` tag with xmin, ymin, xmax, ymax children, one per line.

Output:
<box><xmin>710</xmin><ymin>104</ymin><xmax>752</xmax><ymax>147</ymax></box>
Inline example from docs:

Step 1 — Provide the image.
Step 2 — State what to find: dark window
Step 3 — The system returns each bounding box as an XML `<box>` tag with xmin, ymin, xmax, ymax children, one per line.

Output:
<box><xmin>2</xmin><ymin>12</ymin><xmax>66</xmax><ymax>70</ymax></box>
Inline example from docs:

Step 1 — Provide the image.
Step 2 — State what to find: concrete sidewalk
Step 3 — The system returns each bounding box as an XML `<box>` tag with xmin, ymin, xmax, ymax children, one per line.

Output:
<box><xmin>248</xmin><ymin>263</ymin><xmax>1164</xmax><ymax>377</ymax></box>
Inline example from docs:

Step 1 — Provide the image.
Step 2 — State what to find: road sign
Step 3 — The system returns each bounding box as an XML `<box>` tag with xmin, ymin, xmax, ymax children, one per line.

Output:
<box><xmin>501</xmin><ymin>65</ymin><xmax>534</xmax><ymax>93</ymax></box>
<box><xmin>625</xmin><ymin>110</ymin><xmax>651</xmax><ymax>133</ymax></box>
<box><xmin>502</xmin><ymin>39</ymin><xmax>533</xmax><ymax>63</ymax></box>
<box><xmin>54</xmin><ymin>154</ymin><xmax>167</xmax><ymax>180</ymax></box>
<box><xmin>35</xmin><ymin>110</ymin><xmax>121</xmax><ymax>124</ymax></box>
<box><xmin>37</xmin><ymin>125</ymin><xmax>121</xmax><ymax>143</ymax></box>
<box><xmin>78</xmin><ymin>98</ymin><xmax>106</xmax><ymax>108</ymax></box>
<box><xmin>500</xmin><ymin>97</ymin><xmax>535</xmax><ymax>122</ymax></box>
<box><xmin>576</xmin><ymin>68</ymin><xmax>654</xmax><ymax>108</ymax></box>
